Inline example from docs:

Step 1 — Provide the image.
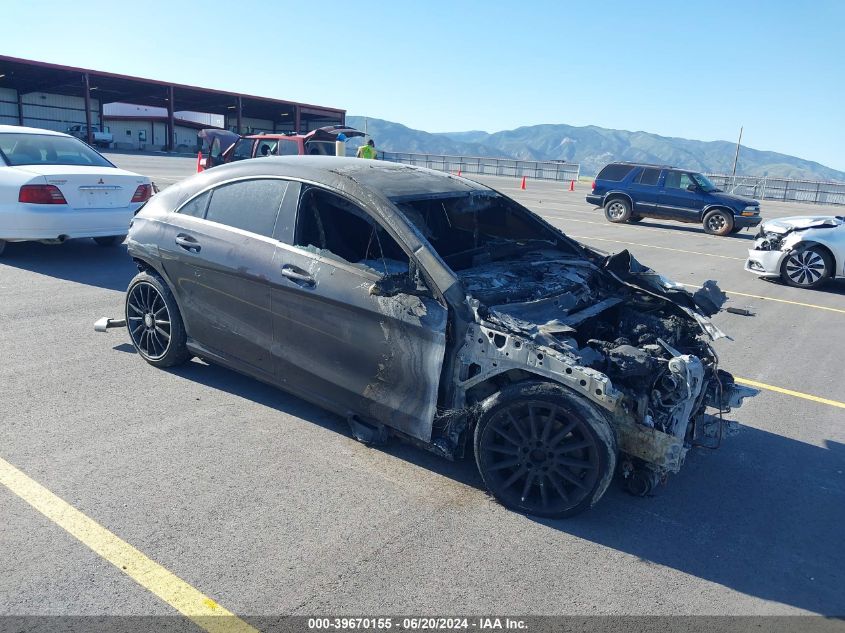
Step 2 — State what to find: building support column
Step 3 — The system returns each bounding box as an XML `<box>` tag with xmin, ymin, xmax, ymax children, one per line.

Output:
<box><xmin>83</xmin><ymin>73</ymin><xmax>92</xmax><ymax>145</ymax></box>
<box><xmin>294</xmin><ymin>106</ymin><xmax>301</xmax><ymax>134</ymax></box>
<box><xmin>166</xmin><ymin>85</ymin><xmax>175</xmax><ymax>152</ymax></box>
<box><xmin>17</xmin><ymin>91</ymin><xmax>24</xmax><ymax>126</ymax></box>
<box><xmin>236</xmin><ymin>96</ymin><xmax>243</xmax><ymax>134</ymax></box>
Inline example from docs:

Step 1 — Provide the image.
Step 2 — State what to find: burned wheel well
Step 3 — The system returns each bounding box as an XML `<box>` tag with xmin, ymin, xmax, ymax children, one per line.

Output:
<box><xmin>465</xmin><ymin>369</ymin><xmax>554</xmax><ymax>407</ymax></box>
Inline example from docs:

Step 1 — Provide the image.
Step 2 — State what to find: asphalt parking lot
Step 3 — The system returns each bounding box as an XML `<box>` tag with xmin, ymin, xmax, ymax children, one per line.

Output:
<box><xmin>1</xmin><ymin>153</ymin><xmax>843</xmax><ymax>623</ymax></box>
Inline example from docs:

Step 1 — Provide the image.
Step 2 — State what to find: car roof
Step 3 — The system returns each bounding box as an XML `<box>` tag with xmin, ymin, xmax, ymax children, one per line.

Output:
<box><xmin>201</xmin><ymin>156</ymin><xmax>489</xmax><ymax>200</ymax></box>
<box><xmin>608</xmin><ymin>161</ymin><xmax>675</xmax><ymax>169</ymax></box>
<box><xmin>0</xmin><ymin>125</ymin><xmax>69</xmax><ymax>137</ymax></box>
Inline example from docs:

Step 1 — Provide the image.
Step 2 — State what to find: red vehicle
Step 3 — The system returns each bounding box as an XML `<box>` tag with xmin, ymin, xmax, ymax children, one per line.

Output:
<box><xmin>199</xmin><ymin>126</ymin><xmax>365</xmax><ymax>169</ymax></box>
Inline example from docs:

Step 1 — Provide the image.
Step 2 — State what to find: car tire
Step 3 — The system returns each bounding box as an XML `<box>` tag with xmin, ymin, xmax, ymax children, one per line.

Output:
<box><xmin>125</xmin><ymin>271</ymin><xmax>190</xmax><ymax>368</ymax></box>
<box><xmin>474</xmin><ymin>381</ymin><xmax>617</xmax><ymax>518</ymax></box>
<box><xmin>93</xmin><ymin>235</ymin><xmax>126</xmax><ymax>247</ymax></box>
<box><xmin>702</xmin><ymin>209</ymin><xmax>734</xmax><ymax>236</ymax></box>
<box><xmin>779</xmin><ymin>246</ymin><xmax>832</xmax><ymax>289</ymax></box>
<box><xmin>604</xmin><ymin>198</ymin><xmax>631</xmax><ymax>223</ymax></box>
<box><xmin>0</xmin><ymin>240</ymin><xmax>6</xmax><ymax>257</ymax></box>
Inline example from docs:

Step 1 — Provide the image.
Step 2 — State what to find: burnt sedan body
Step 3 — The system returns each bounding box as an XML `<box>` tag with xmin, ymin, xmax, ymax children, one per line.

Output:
<box><xmin>114</xmin><ymin>157</ymin><xmax>756</xmax><ymax>517</ymax></box>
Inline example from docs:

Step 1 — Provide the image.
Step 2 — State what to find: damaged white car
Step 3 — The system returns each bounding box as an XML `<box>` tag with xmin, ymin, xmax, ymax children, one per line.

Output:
<box><xmin>746</xmin><ymin>215</ymin><xmax>845</xmax><ymax>288</ymax></box>
<box><xmin>99</xmin><ymin>157</ymin><xmax>757</xmax><ymax>518</ymax></box>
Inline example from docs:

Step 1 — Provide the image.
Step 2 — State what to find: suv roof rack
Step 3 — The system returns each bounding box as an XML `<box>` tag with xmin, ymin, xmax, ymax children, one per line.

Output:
<box><xmin>615</xmin><ymin>161</ymin><xmax>675</xmax><ymax>168</ymax></box>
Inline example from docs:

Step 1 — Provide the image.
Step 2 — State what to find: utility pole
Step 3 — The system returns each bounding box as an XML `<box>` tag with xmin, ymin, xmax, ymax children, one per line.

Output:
<box><xmin>731</xmin><ymin>126</ymin><xmax>743</xmax><ymax>189</ymax></box>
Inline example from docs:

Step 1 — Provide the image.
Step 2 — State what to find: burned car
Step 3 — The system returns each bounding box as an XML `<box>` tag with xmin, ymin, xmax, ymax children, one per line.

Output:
<box><xmin>746</xmin><ymin>215</ymin><xmax>844</xmax><ymax>288</ymax></box>
<box><xmin>101</xmin><ymin>157</ymin><xmax>756</xmax><ymax>517</ymax></box>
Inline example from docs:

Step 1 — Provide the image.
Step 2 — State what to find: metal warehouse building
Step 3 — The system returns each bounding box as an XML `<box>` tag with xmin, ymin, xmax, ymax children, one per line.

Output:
<box><xmin>0</xmin><ymin>55</ymin><xmax>345</xmax><ymax>149</ymax></box>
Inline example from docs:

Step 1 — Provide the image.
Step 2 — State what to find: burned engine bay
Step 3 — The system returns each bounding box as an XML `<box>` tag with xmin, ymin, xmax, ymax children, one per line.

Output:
<box><xmin>397</xmin><ymin>190</ymin><xmax>755</xmax><ymax>476</ymax></box>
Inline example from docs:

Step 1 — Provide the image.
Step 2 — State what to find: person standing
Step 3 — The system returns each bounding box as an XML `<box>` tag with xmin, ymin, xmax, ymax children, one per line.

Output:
<box><xmin>356</xmin><ymin>139</ymin><xmax>377</xmax><ymax>159</ymax></box>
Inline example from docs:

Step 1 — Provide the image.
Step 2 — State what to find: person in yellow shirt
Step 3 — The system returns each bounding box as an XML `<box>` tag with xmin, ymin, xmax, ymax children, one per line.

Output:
<box><xmin>356</xmin><ymin>139</ymin><xmax>377</xmax><ymax>159</ymax></box>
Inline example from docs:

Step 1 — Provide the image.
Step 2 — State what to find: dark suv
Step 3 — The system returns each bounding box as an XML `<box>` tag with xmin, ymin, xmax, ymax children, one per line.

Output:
<box><xmin>586</xmin><ymin>163</ymin><xmax>762</xmax><ymax>236</ymax></box>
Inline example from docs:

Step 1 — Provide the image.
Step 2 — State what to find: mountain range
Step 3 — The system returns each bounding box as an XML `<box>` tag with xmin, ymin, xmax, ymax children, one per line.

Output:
<box><xmin>346</xmin><ymin>116</ymin><xmax>844</xmax><ymax>181</ymax></box>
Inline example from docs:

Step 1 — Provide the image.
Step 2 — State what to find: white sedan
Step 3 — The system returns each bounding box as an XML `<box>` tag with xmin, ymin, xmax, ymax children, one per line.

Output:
<box><xmin>745</xmin><ymin>215</ymin><xmax>844</xmax><ymax>288</ymax></box>
<box><xmin>0</xmin><ymin>125</ymin><xmax>151</xmax><ymax>256</ymax></box>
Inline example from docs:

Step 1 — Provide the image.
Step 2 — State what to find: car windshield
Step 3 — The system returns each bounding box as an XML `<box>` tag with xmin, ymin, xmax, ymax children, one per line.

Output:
<box><xmin>691</xmin><ymin>173</ymin><xmax>719</xmax><ymax>192</ymax></box>
<box><xmin>395</xmin><ymin>192</ymin><xmax>579</xmax><ymax>271</ymax></box>
<box><xmin>0</xmin><ymin>133</ymin><xmax>113</xmax><ymax>167</ymax></box>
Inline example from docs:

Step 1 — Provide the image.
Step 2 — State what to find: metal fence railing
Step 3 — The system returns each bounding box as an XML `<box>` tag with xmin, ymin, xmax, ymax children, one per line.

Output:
<box><xmin>704</xmin><ymin>173</ymin><xmax>845</xmax><ymax>206</ymax></box>
<box><xmin>378</xmin><ymin>151</ymin><xmax>581</xmax><ymax>182</ymax></box>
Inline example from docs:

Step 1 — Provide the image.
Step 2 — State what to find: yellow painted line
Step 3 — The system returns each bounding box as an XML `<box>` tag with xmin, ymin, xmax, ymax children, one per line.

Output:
<box><xmin>735</xmin><ymin>377</ymin><xmax>845</xmax><ymax>410</ymax></box>
<box><xmin>565</xmin><ymin>234</ymin><xmax>745</xmax><ymax>261</ymax></box>
<box><xmin>0</xmin><ymin>457</ymin><xmax>258</xmax><ymax>633</ymax></box>
<box><xmin>680</xmin><ymin>283</ymin><xmax>845</xmax><ymax>315</ymax></box>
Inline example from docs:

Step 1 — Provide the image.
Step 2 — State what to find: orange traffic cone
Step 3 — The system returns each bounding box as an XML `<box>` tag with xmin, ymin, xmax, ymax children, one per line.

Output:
<box><xmin>569</xmin><ymin>180</ymin><xmax>575</xmax><ymax>191</ymax></box>
<box><xmin>196</xmin><ymin>151</ymin><xmax>204</xmax><ymax>173</ymax></box>
<box><xmin>520</xmin><ymin>176</ymin><xmax>526</xmax><ymax>190</ymax></box>
<box><xmin>457</xmin><ymin>169</ymin><xmax>462</xmax><ymax>177</ymax></box>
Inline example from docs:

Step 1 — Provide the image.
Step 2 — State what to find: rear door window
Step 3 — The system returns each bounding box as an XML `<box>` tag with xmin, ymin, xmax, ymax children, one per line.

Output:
<box><xmin>231</xmin><ymin>139</ymin><xmax>254</xmax><ymax>161</ymax></box>
<box><xmin>178</xmin><ymin>190</ymin><xmax>211</xmax><ymax>218</ymax></box>
<box><xmin>278</xmin><ymin>140</ymin><xmax>299</xmax><ymax>155</ymax></box>
<box><xmin>203</xmin><ymin>179</ymin><xmax>288</xmax><ymax>238</ymax></box>
<box><xmin>596</xmin><ymin>164</ymin><xmax>635</xmax><ymax>181</ymax></box>
<box><xmin>255</xmin><ymin>140</ymin><xmax>278</xmax><ymax>157</ymax></box>
<box><xmin>635</xmin><ymin>167</ymin><xmax>661</xmax><ymax>185</ymax></box>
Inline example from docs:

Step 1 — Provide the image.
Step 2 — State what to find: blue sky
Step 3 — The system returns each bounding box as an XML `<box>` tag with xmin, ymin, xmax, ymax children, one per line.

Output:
<box><xmin>4</xmin><ymin>0</ymin><xmax>844</xmax><ymax>170</ymax></box>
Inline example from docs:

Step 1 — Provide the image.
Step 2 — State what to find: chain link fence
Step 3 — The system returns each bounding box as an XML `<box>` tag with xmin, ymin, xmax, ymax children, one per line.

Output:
<box><xmin>378</xmin><ymin>151</ymin><xmax>580</xmax><ymax>182</ymax></box>
<box><xmin>373</xmin><ymin>150</ymin><xmax>844</xmax><ymax>206</ymax></box>
<box><xmin>704</xmin><ymin>174</ymin><xmax>845</xmax><ymax>206</ymax></box>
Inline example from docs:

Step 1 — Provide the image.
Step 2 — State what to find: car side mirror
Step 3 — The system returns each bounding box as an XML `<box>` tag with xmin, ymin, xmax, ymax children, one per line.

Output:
<box><xmin>687</xmin><ymin>184</ymin><xmax>699</xmax><ymax>192</ymax></box>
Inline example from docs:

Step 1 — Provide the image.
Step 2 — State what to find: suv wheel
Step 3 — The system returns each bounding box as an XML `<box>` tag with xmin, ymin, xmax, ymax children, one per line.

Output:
<box><xmin>702</xmin><ymin>209</ymin><xmax>734</xmax><ymax>236</ymax></box>
<box><xmin>604</xmin><ymin>198</ymin><xmax>631</xmax><ymax>223</ymax></box>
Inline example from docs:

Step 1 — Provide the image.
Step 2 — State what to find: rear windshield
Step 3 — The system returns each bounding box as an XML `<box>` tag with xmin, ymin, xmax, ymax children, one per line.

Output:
<box><xmin>0</xmin><ymin>133</ymin><xmax>113</xmax><ymax>167</ymax></box>
<box><xmin>596</xmin><ymin>164</ymin><xmax>635</xmax><ymax>182</ymax></box>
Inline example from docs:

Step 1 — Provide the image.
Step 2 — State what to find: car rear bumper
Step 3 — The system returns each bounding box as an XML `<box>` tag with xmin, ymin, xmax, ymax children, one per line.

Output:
<box><xmin>586</xmin><ymin>194</ymin><xmax>603</xmax><ymax>206</ymax></box>
<box><xmin>745</xmin><ymin>248</ymin><xmax>784</xmax><ymax>278</ymax></box>
<box><xmin>0</xmin><ymin>204</ymin><xmax>138</xmax><ymax>240</ymax></box>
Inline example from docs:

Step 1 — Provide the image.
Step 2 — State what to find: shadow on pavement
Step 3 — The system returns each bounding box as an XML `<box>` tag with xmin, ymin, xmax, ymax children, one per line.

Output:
<box><xmin>635</xmin><ymin>220</ymin><xmax>758</xmax><ymax>240</ymax></box>
<box><xmin>164</xmin><ymin>358</ymin><xmax>484</xmax><ymax>490</ymax></box>
<box><xmin>538</xmin><ymin>428</ymin><xmax>845</xmax><ymax>616</ymax></box>
<box><xmin>759</xmin><ymin>276</ymin><xmax>845</xmax><ymax>297</ymax></box>
<box><xmin>164</xmin><ymin>356</ymin><xmax>844</xmax><ymax>615</ymax></box>
<box><xmin>0</xmin><ymin>239</ymin><xmax>136</xmax><ymax>291</ymax></box>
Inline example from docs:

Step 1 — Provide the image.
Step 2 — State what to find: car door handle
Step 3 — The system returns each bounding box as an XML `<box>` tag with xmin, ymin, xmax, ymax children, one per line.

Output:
<box><xmin>281</xmin><ymin>264</ymin><xmax>315</xmax><ymax>287</ymax></box>
<box><xmin>175</xmin><ymin>234</ymin><xmax>201</xmax><ymax>253</ymax></box>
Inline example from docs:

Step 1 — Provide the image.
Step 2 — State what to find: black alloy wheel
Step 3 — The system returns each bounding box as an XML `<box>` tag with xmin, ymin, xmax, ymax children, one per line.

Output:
<box><xmin>125</xmin><ymin>272</ymin><xmax>190</xmax><ymax>367</ymax></box>
<box><xmin>475</xmin><ymin>382</ymin><xmax>616</xmax><ymax>518</ymax></box>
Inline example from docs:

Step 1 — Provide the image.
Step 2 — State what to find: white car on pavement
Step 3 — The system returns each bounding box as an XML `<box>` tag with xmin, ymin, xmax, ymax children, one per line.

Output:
<box><xmin>0</xmin><ymin>125</ymin><xmax>151</xmax><ymax>256</ymax></box>
<box><xmin>745</xmin><ymin>215</ymin><xmax>845</xmax><ymax>288</ymax></box>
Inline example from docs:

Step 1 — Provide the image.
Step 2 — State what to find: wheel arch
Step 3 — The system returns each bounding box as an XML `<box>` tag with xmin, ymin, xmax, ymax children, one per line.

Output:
<box><xmin>603</xmin><ymin>191</ymin><xmax>634</xmax><ymax>208</ymax></box>
<box><xmin>788</xmin><ymin>240</ymin><xmax>838</xmax><ymax>275</ymax></box>
<box><xmin>700</xmin><ymin>204</ymin><xmax>734</xmax><ymax>222</ymax></box>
